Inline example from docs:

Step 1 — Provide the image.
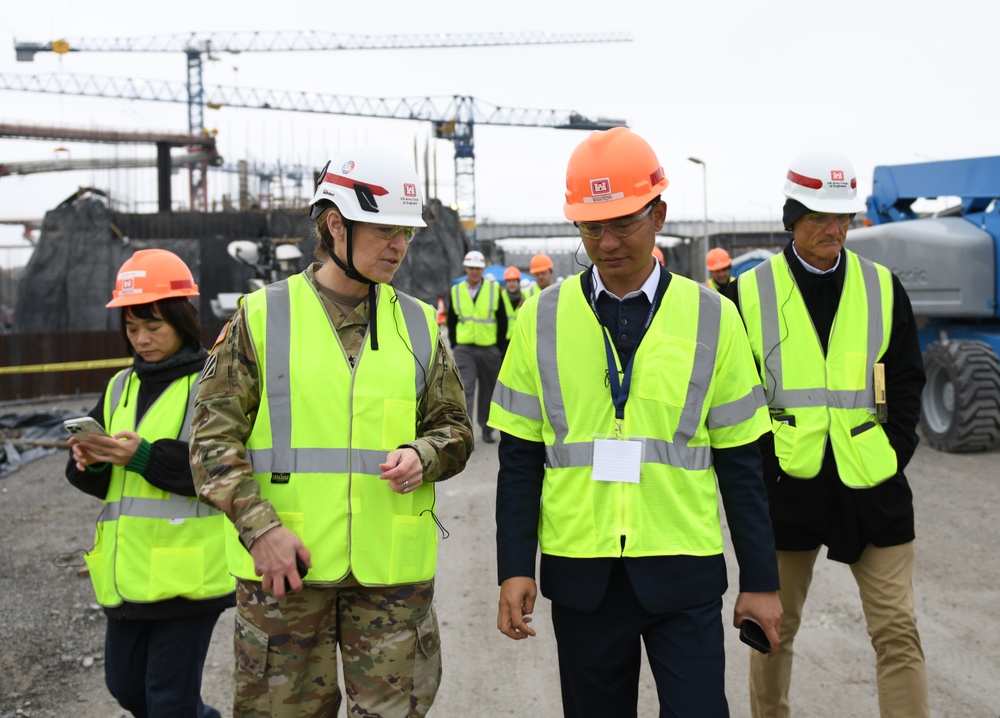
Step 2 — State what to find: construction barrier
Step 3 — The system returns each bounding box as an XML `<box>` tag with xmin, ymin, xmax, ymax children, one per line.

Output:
<box><xmin>0</xmin><ymin>357</ymin><xmax>133</xmax><ymax>375</ymax></box>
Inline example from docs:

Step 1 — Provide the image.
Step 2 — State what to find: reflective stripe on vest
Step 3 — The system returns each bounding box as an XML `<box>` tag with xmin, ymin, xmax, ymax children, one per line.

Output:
<box><xmin>252</xmin><ymin>281</ymin><xmax>433</xmax><ymax>466</ymax></box>
<box><xmin>239</xmin><ymin>276</ymin><xmax>439</xmax><ymax>585</ymax></box>
<box><xmin>85</xmin><ymin>367</ymin><xmax>233</xmax><ymax>607</ymax></box>
<box><xmin>741</xmin><ymin>250</ymin><xmax>896</xmax><ymax>486</ymax></box>
<box><xmin>536</xmin><ymin>281</ymin><xmax>720</xmax><ymax>473</ymax></box>
<box><xmin>451</xmin><ymin>280</ymin><xmax>498</xmax><ymax>346</ymax></box>
<box><xmin>521</xmin><ymin>274</ymin><xmax>750</xmax><ymax>559</ymax></box>
<box><xmin>109</xmin><ymin>368</ymin><xmax>198</xmax><ymax>442</ymax></box>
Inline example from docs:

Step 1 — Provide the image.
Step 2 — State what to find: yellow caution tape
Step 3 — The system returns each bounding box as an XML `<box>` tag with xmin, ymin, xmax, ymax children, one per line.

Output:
<box><xmin>0</xmin><ymin>357</ymin><xmax>133</xmax><ymax>375</ymax></box>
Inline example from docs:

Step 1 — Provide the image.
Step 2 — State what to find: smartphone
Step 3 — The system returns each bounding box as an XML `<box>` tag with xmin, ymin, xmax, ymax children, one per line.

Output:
<box><xmin>63</xmin><ymin>417</ymin><xmax>111</xmax><ymax>441</ymax></box>
<box><xmin>739</xmin><ymin>619</ymin><xmax>771</xmax><ymax>654</ymax></box>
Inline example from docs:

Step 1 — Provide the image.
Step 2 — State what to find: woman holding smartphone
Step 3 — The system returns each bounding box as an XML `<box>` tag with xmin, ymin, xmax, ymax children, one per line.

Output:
<box><xmin>66</xmin><ymin>249</ymin><xmax>233</xmax><ymax>718</ymax></box>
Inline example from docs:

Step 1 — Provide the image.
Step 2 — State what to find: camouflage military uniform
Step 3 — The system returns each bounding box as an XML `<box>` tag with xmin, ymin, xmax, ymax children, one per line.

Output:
<box><xmin>190</xmin><ymin>264</ymin><xmax>473</xmax><ymax>717</ymax></box>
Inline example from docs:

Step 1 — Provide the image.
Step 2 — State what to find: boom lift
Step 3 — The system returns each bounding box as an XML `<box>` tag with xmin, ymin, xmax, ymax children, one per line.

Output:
<box><xmin>847</xmin><ymin>157</ymin><xmax>1000</xmax><ymax>452</ymax></box>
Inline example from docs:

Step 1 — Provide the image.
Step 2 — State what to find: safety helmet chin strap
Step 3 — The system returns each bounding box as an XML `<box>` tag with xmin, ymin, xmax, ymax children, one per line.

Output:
<box><xmin>322</xmin><ymin>205</ymin><xmax>380</xmax><ymax>351</ymax></box>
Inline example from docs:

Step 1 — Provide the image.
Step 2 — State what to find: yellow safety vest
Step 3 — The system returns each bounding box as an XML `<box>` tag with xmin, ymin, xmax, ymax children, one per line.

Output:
<box><xmin>500</xmin><ymin>285</ymin><xmax>539</xmax><ymax>341</ymax></box>
<box><xmin>737</xmin><ymin>250</ymin><xmax>896</xmax><ymax>487</ymax></box>
<box><xmin>490</xmin><ymin>272</ymin><xmax>769</xmax><ymax>558</ymax></box>
<box><xmin>234</xmin><ymin>276</ymin><xmax>439</xmax><ymax>586</ymax></box>
<box><xmin>451</xmin><ymin>280</ymin><xmax>499</xmax><ymax>346</ymax></box>
<box><xmin>85</xmin><ymin>368</ymin><xmax>233</xmax><ymax>607</ymax></box>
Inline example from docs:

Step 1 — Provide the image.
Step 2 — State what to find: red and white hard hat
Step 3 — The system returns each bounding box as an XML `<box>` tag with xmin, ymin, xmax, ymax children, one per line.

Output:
<box><xmin>783</xmin><ymin>149</ymin><xmax>866</xmax><ymax>213</ymax></box>
<box><xmin>309</xmin><ymin>146</ymin><xmax>427</xmax><ymax>227</ymax></box>
<box><xmin>463</xmin><ymin>250</ymin><xmax>486</xmax><ymax>268</ymax></box>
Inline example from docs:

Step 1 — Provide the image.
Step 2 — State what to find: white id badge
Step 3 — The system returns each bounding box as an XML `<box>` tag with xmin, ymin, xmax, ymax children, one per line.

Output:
<box><xmin>592</xmin><ymin>438</ymin><xmax>643</xmax><ymax>483</ymax></box>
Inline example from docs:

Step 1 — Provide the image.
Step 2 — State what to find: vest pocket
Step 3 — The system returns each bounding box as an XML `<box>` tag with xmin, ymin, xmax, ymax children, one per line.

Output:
<box><xmin>390</xmin><ymin>515</ymin><xmax>437</xmax><ymax>583</ymax></box>
<box><xmin>149</xmin><ymin>547</ymin><xmax>204</xmax><ymax>601</ymax></box>
<box><xmin>84</xmin><ymin>525</ymin><xmax>109</xmax><ymax>604</ymax></box>
<box><xmin>771</xmin><ymin>417</ymin><xmax>824</xmax><ymax>479</ymax></box>
<box><xmin>844</xmin><ymin>422</ymin><xmax>898</xmax><ymax>487</ymax></box>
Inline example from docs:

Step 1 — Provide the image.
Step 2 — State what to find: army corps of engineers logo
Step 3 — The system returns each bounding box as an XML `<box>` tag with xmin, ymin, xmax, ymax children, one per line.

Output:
<box><xmin>584</xmin><ymin>177</ymin><xmax>622</xmax><ymax>204</ymax></box>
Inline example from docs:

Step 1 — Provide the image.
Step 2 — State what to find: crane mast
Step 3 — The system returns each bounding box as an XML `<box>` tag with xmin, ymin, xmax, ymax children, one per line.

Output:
<box><xmin>14</xmin><ymin>30</ymin><xmax>631</xmax><ymax>213</ymax></box>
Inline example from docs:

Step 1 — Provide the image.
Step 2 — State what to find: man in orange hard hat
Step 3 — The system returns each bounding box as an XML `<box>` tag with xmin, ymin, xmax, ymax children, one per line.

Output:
<box><xmin>490</xmin><ymin>126</ymin><xmax>781</xmax><ymax>717</ymax></box>
<box><xmin>529</xmin><ymin>253</ymin><xmax>555</xmax><ymax>290</ymax></box>
<box><xmin>706</xmin><ymin>247</ymin><xmax>732</xmax><ymax>294</ymax></box>
<box><xmin>651</xmin><ymin>245</ymin><xmax>665</xmax><ymax>267</ymax></box>
<box><xmin>500</xmin><ymin>266</ymin><xmax>538</xmax><ymax>344</ymax></box>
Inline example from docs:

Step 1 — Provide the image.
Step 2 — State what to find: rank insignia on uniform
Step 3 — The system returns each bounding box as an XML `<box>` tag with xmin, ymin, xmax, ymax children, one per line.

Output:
<box><xmin>200</xmin><ymin>353</ymin><xmax>218</xmax><ymax>383</ymax></box>
<box><xmin>198</xmin><ymin>354</ymin><xmax>219</xmax><ymax>384</ymax></box>
<box><xmin>271</xmin><ymin>472</ymin><xmax>290</xmax><ymax>484</ymax></box>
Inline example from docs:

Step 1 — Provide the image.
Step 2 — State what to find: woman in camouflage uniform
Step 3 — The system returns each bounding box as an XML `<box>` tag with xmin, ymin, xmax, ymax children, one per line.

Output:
<box><xmin>189</xmin><ymin>146</ymin><xmax>473</xmax><ymax>717</ymax></box>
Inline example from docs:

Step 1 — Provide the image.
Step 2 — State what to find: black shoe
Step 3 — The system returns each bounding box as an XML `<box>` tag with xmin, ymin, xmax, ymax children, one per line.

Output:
<box><xmin>482</xmin><ymin>428</ymin><xmax>496</xmax><ymax>444</ymax></box>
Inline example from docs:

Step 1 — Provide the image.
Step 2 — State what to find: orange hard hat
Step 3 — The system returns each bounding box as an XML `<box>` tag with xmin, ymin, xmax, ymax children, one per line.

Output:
<box><xmin>529</xmin><ymin>253</ymin><xmax>554</xmax><ymax>274</ymax></box>
<box><xmin>564</xmin><ymin>127</ymin><xmax>669</xmax><ymax>222</ymax></box>
<box><xmin>107</xmin><ymin>249</ymin><xmax>199</xmax><ymax>308</ymax></box>
<box><xmin>651</xmin><ymin>246</ymin><xmax>665</xmax><ymax>265</ymax></box>
<box><xmin>706</xmin><ymin>247</ymin><xmax>732</xmax><ymax>272</ymax></box>
<box><xmin>504</xmin><ymin>266</ymin><xmax>522</xmax><ymax>281</ymax></box>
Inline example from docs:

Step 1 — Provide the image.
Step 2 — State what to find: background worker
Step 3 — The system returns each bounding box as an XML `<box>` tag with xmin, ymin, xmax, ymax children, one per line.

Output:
<box><xmin>529</xmin><ymin>252</ymin><xmax>556</xmax><ymax>290</ymax></box>
<box><xmin>651</xmin><ymin>245</ymin><xmax>665</xmax><ymax>266</ymax></box>
<box><xmin>490</xmin><ymin>126</ymin><xmax>782</xmax><ymax>717</ymax></box>
<box><xmin>500</xmin><ymin>265</ymin><xmax>538</xmax><ymax>343</ymax></box>
<box><xmin>447</xmin><ymin>250</ymin><xmax>507</xmax><ymax>444</ymax></box>
<box><xmin>732</xmin><ymin>149</ymin><xmax>928</xmax><ymax>717</ymax></box>
<box><xmin>66</xmin><ymin>249</ymin><xmax>233</xmax><ymax>718</ymax></box>
<box><xmin>189</xmin><ymin>146</ymin><xmax>473</xmax><ymax>717</ymax></box>
<box><xmin>706</xmin><ymin>247</ymin><xmax>733</xmax><ymax>293</ymax></box>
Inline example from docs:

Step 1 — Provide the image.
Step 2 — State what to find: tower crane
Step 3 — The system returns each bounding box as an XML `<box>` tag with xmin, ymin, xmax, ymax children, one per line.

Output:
<box><xmin>0</xmin><ymin>71</ymin><xmax>627</xmax><ymax>241</ymax></box>
<box><xmin>13</xmin><ymin>31</ymin><xmax>632</xmax><ymax>210</ymax></box>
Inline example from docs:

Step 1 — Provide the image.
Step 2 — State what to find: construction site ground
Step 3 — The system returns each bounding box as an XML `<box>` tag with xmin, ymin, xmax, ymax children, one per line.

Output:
<box><xmin>1</xmin><ymin>396</ymin><xmax>998</xmax><ymax>717</ymax></box>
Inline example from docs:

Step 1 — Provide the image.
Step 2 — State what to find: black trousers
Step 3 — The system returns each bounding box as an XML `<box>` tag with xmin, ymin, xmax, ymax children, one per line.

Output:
<box><xmin>549</xmin><ymin>561</ymin><xmax>728</xmax><ymax>718</ymax></box>
<box><xmin>104</xmin><ymin>611</ymin><xmax>222</xmax><ymax>718</ymax></box>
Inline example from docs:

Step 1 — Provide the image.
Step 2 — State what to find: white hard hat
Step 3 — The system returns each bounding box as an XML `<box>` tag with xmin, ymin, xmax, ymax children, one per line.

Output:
<box><xmin>783</xmin><ymin>149</ymin><xmax>867</xmax><ymax>214</ymax></box>
<box><xmin>309</xmin><ymin>146</ymin><xmax>427</xmax><ymax>227</ymax></box>
<box><xmin>463</xmin><ymin>250</ymin><xmax>486</xmax><ymax>268</ymax></box>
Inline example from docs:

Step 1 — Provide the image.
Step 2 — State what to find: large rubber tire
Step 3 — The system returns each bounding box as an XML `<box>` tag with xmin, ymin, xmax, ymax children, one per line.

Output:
<box><xmin>921</xmin><ymin>340</ymin><xmax>1000</xmax><ymax>452</ymax></box>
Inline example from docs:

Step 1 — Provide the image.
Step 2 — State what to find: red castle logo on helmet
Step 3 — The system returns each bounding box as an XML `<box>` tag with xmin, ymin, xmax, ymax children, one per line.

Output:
<box><xmin>122</xmin><ymin>278</ymin><xmax>134</xmax><ymax>291</ymax></box>
<box><xmin>831</xmin><ymin>170</ymin><xmax>845</xmax><ymax>181</ymax></box>
<box><xmin>404</xmin><ymin>183</ymin><xmax>417</xmax><ymax>197</ymax></box>
<box><xmin>590</xmin><ymin>178</ymin><xmax>611</xmax><ymax>195</ymax></box>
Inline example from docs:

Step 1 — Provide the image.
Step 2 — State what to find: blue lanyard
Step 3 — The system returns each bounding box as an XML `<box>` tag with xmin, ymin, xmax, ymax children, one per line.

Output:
<box><xmin>589</xmin><ymin>273</ymin><xmax>660</xmax><ymax>433</ymax></box>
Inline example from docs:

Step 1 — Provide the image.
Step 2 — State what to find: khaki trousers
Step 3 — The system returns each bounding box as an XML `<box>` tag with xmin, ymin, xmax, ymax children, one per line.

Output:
<box><xmin>749</xmin><ymin>543</ymin><xmax>928</xmax><ymax>718</ymax></box>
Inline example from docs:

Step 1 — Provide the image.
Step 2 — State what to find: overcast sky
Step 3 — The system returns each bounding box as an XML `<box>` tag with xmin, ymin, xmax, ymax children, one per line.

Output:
<box><xmin>1</xmin><ymin>0</ymin><xmax>997</xmax><ymax>255</ymax></box>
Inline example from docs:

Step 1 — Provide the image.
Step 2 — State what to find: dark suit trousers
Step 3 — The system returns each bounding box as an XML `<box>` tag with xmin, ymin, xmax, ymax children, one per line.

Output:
<box><xmin>549</xmin><ymin>560</ymin><xmax>729</xmax><ymax>718</ymax></box>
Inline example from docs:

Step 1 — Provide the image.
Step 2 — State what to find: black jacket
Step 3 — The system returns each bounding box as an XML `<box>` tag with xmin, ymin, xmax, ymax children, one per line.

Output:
<box><xmin>731</xmin><ymin>242</ymin><xmax>926</xmax><ymax>563</ymax></box>
<box><xmin>496</xmin><ymin>268</ymin><xmax>779</xmax><ymax>613</ymax></box>
<box><xmin>66</xmin><ymin>345</ymin><xmax>235</xmax><ymax>620</ymax></box>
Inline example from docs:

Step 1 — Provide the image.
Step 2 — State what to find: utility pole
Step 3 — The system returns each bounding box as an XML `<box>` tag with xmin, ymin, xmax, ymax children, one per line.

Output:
<box><xmin>687</xmin><ymin>157</ymin><xmax>708</xmax><ymax>282</ymax></box>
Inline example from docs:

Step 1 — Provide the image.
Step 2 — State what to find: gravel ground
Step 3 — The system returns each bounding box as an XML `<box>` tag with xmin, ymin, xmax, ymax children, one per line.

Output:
<box><xmin>2</xmin><ymin>395</ymin><xmax>999</xmax><ymax>717</ymax></box>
